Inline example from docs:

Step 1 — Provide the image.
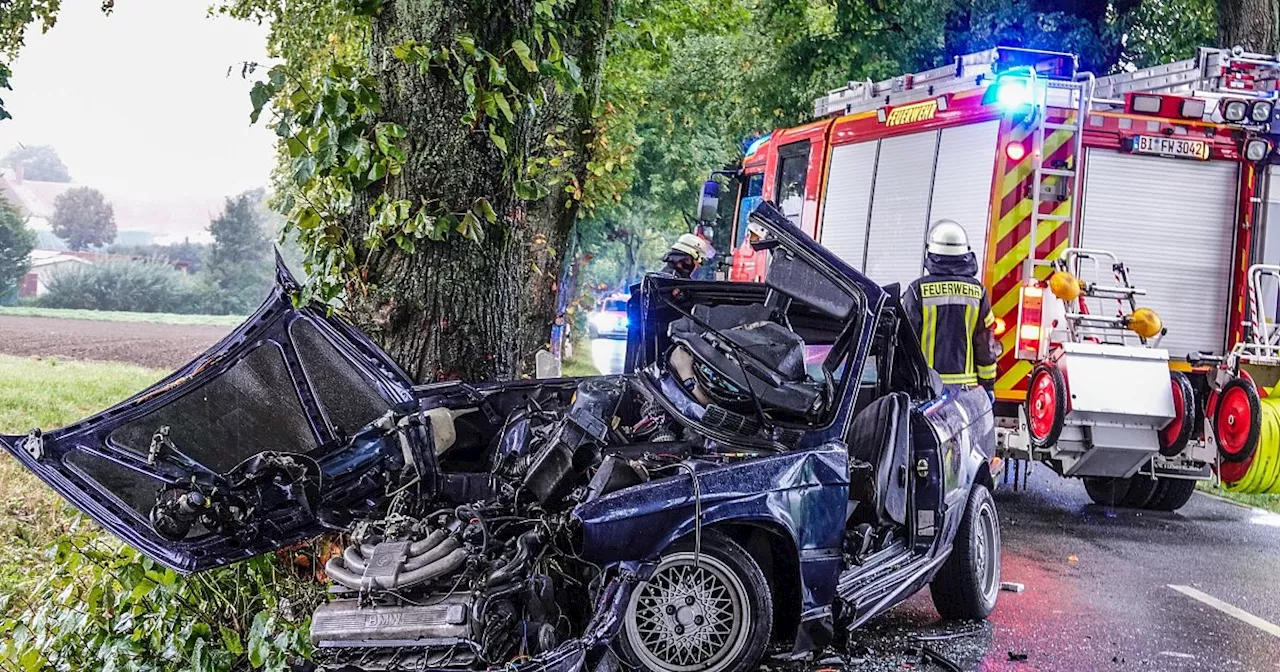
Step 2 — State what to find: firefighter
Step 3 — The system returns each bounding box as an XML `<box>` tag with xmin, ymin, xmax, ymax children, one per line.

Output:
<box><xmin>904</xmin><ymin>220</ymin><xmax>999</xmax><ymax>394</ymax></box>
<box><xmin>658</xmin><ymin>233</ymin><xmax>713</xmax><ymax>279</ymax></box>
<box><xmin>729</xmin><ymin>220</ymin><xmax>768</xmax><ymax>283</ymax></box>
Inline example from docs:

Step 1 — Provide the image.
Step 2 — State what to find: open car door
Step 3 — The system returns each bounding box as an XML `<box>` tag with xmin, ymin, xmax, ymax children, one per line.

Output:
<box><xmin>0</xmin><ymin>260</ymin><xmax>414</xmax><ymax>573</ymax></box>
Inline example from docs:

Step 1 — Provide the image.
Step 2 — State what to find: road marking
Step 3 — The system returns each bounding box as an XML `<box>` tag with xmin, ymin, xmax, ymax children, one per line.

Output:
<box><xmin>1169</xmin><ymin>585</ymin><xmax>1280</xmax><ymax>639</ymax></box>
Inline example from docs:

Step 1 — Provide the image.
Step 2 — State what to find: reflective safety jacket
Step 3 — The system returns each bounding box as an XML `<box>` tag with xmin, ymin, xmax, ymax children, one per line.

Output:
<box><xmin>903</xmin><ymin>253</ymin><xmax>999</xmax><ymax>389</ymax></box>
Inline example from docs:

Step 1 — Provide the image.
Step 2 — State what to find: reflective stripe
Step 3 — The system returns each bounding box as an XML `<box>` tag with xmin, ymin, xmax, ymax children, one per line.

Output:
<box><xmin>984</xmin><ymin>310</ymin><xmax>995</xmax><ymax>328</ymax></box>
<box><xmin>964</xmin><ymin>303</ymin><xmax>976</xmax><ymax>375</ymax></box>
<box><xmin>978</xmin><ymin>363</ymin><xmax>997</xmax><ymax>380</ymax></box>
<box><xmin>922</xmin><ymin>295</ymin><xmax>982</xmax><ymax>307</ymax></box>
<box><xmin>940</xmin><ymin>372</ymin><xmax>979</xmax><ymax>384</ymax></box>
<box><xmin>922</xmin><ymin>305</ymin><xmax>938</xmax><ymax>367</ymax></box>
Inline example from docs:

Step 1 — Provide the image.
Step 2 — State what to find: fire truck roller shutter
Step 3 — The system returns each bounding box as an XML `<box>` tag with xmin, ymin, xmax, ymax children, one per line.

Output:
<box><xmin>864</xmin><ymin>131</ymin><xmax>940</xmax><ymax>289</ymax></box>
<box><xmin>818</xmin><ymin>141</ymin><xmax>878</xmax><ymax>270</ymax></box>
<box><xmin>1079</xmin><ymin>150</ymin><xmax>1238</xmax><ymax>359</ymax></box>
<box><xmin>928</xmin><ymin>120</ymin><xmax>1001</xmax><ymax>269</ymax></box>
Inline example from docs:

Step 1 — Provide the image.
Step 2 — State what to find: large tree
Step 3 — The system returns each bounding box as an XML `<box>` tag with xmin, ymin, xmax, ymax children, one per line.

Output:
<box><xmin>3</xmin><ymin>144</ymin><xmax>71</xmax><ymax>182</ymax></box>
<box><xmin>0</xmin><ymin>197</ymin><xmax>35</xmax><ymax>296</ymax></box>
<box><xmin>204</xmin><ymin>188</ymin><xmax>273</xmax><ymax>313</ymax></box>
<box><xmin>229</xmin><ymin>0</ymin><xmax>614</xmax><ymax>382</ymax></box>
<box><xmin>50</xmin><ymin>186</ymin><xmax>116</xmax><ymax>251</ymax></box>
<box><xmin>1218</xmin><ymin>0</ymin><xmax>1279</xmax><ymax>51</ymax></box>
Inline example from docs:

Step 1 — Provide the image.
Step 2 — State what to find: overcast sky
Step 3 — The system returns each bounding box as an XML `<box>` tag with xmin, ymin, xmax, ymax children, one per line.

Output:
<box><xmin>0</xmin><ymin>1</ymin><xmax>277</xmax><ymax>202</ymax></box>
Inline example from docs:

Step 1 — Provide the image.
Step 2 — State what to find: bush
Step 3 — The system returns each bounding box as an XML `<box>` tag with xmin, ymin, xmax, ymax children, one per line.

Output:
<box><xmin>39</xmin><ymin>260</ymin><xmax>206</xmax><ymax>314</ymax></box>
<box><xmin>1</xmin><ymin>520</ymin><xmax>319</xmax><ymax>672</ymax></box>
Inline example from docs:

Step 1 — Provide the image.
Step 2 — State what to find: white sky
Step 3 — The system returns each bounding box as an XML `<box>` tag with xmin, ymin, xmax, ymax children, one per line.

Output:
<box><xmin>0</xmin><ymin>1</ymin><xmax>277</xmax><ymax>202</ymax></box>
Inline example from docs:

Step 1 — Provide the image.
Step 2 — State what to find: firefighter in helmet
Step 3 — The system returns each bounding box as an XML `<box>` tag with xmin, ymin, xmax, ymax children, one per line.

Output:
<box><xmin>659</xmin><ymin>233</ymin><xmax>713</xmax><ymax>279</ymax></box>
<box><xmin>904</xmin><ymin>220</ymin><xmax>999</xmax><ymax>393</ymax></box>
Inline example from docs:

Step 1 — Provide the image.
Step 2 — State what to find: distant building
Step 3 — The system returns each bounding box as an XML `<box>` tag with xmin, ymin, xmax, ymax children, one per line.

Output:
<box><xmin>19</xmin><ymin>249</ymin><xmax>90</xmax><ymax>298</ymax></box>
<box><xmin>0</xmin><ymin>167</ymin><xmax>222</xmax><ymax>249</ymax></box>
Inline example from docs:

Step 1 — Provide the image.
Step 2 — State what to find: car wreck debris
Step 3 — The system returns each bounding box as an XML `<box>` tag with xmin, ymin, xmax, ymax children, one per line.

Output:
<box><xmin>0</xmin><ymin>204</ymin><xmax>1001</xmax><ymax>672</ymax></box>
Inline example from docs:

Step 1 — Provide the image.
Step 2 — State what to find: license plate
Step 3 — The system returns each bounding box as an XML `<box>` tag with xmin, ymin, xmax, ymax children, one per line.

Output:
<box><xmin>1131</xmin><ymin>135</ymin><xmax>1210</xmax><ymax>161</ymax></box>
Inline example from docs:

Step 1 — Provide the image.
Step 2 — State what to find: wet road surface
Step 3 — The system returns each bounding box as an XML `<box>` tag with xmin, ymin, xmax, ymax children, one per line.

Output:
<box><xmin>798</xmin><ymin>468</ymin><xmax>1280</xmax><ymax>671</ymax></box>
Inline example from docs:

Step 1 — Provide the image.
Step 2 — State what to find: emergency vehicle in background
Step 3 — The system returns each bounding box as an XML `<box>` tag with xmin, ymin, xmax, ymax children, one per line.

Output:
<box><xmin>711</xmin><ymin>45</ymin><xmax>1280</xmax><ymax>509</ymax></box>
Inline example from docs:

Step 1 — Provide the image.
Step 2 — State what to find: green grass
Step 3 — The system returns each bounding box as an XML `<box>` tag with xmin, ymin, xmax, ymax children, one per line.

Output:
<box><xmin>0</xmin><ymin>355</ymin><xmax>163</xmax><ymax>594</ymax></box>
<box><xmin>1197</xmin><ymin>482</ymin><xmax>1280</xmax><ymax>514</ymax></box>
<box><xmin>0</xmin><ymin>305</ymin><xmax>245</xmax><ymax>327</ymax></box>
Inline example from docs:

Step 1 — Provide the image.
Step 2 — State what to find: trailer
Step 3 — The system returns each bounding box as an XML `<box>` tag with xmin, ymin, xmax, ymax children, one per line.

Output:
<box><xmin>712</xmin><ymin>46</ymin><xmax>1280</xmax><ymax>509</ymax></box>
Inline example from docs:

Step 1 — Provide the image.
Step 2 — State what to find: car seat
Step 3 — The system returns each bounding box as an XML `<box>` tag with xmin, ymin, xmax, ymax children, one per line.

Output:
<box><xmin>846</xmin><ymin>392</ymin><xmax>910</xmax><ymax>527</ymax></box>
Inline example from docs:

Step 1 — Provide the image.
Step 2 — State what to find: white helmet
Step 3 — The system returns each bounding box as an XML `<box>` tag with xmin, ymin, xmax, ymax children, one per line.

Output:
<box><xmin>672</xmin><ymin>233</ymin><xmax>714</xmax><ymax>262</ymax></box>
<box><xmin>927</xmin><ymin>220</ymin><xmax>970</xmax><ymax>256</ymax></box>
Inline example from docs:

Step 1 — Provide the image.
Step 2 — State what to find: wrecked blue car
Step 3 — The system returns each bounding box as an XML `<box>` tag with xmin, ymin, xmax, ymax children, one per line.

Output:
<box><xmin>1</xmin><ymin>203</ymin><xmax>999</xmax><ymax>672</ymax></box>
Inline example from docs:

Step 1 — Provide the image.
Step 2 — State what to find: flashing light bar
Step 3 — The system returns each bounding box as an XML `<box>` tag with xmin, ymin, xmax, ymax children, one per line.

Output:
<box><xmin>1125</xmin><ymin>92</ymin><xmax>1212</xmax><ymax>120</ymax></box>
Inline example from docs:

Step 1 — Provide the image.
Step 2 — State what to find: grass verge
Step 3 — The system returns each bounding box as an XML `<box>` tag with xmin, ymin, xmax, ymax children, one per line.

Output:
<box><xmin>0</xmin><ymin>355</ymin><xmax>163</xmax><ymax>594</ymax></box>
<box><xmin>0</xmin><ymin>305</ymin><xmax>245</xmax><ymax>327</ymax></box>
<box><xmin>1197</xmin><ymin>481</ymin><xmax>1280</xmax><ymax>514</ymax></box>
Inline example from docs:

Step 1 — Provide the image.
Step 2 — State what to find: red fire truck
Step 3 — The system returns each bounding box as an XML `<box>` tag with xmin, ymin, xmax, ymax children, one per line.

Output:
<box><xmin>715</xmin><ymin>46</ymin><xmax>1280</xmax><ymax>508</ymax></box>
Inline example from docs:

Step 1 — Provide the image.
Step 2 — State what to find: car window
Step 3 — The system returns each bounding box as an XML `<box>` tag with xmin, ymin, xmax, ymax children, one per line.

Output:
<box><xmin>776</xmin><ymin>141</ymin><xmax>810</xmax><ymax>224</ymax></box>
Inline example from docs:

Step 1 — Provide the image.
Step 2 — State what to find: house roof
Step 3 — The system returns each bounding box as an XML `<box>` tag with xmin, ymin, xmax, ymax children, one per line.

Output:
<box><xmin>28</xmin><ymin>249</ymin><xmax>90</xmax><ymax>268</ymax></box>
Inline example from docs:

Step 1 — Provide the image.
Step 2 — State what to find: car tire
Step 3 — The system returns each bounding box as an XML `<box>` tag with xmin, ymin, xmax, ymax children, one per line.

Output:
<box><xmin>1159</xmin><ymin>371</ymin><xmax>1197</xmax><ymax>457</ymax></box>
<box><xmin>1082</xmin><ymin>477</ymin><xmax>1129</xmax><ymax>507</ymax></box>
<box><xmin>1145</xmin><ymin>478</ymin><xmax>1197</xmax><ymax>511</ymax></box>
<box><xmin>619</xmin><ymin>530</ymin><xmax>772</xmax><ymax>672</ymax></box>
<box><xmin>1120</xmin><ymin>475</ymin><xmax>1160</xmax><ymax>508</ymax></box>
<box><xmin>930</xmin><ymin>485</ymin><xmax>1001</xmax><ymax>620</ymax></box>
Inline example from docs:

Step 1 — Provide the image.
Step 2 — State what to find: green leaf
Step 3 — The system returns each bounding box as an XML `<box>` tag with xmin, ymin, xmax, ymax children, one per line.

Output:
<box><xmin>457</xmin><ymin>211</ymin><xmax>484</xmax><ymax>243</ymax></box>
<box><xmin>368</xmin><ymin>160</ymin><xmax>388</xmax><ymax>181</ymax></box>
<box><xmin>475</xmin><ymin>198</ymin><xmax>498</xmax><ymax>223</ymax></box>
<box><xmin>511</xmin><ymin>39</ymin><xmax>538</xmax><ymax>72</ymax></box>
<box><xmin>220</xmin><ymin>626</ymin><xmax>243</xmax><ymax>656</ymax></box>
<box><xmin>488</xmin><ymin>127</ymin><xmax>508</xmax><ymax>153</ymax></box>
<box><xmin>457</xmin><ymin>34</ymin><xmax>477</xmax><ymax>57</ymax></box>
<box><xmin>249</xmin><ymin>81</ymin><xmax>274</xmax><ymax>124</ymax></box>
<box><xmin>493</xmin><ymin>92</ymin><xmax>514</xmax><ymax>123</ymax></box>
<box><xmin>291</xmin><ymin>155</ymin><xmax>316</xmax><ymax>186</ymax></box>
<box><xmin>488</xmin><ymin>56</ymin><xmax>507</xmax><ymax>85</ymax></box>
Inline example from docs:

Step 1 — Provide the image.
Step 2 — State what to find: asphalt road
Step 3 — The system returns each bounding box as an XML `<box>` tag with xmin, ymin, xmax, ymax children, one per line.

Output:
<box><xmin>814</xmin><ymin>468</ymin><xmax>1280</xmax><ymax>671</ymax></box>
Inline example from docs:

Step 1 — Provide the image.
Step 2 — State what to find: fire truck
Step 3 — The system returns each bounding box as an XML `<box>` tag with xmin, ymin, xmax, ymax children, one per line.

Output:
<box><xmin>713</xmin><ymin>46</ymin><xmax>1280</xmax><ymax>509</ymax></box>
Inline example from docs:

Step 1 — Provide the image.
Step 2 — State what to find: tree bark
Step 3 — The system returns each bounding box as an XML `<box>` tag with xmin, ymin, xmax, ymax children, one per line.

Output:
<box><xmin>1219</xmin><ymin>0</ymin><xmax>1279</xmax><ymax>52</ymax></box>
<box><xmin>342</xmin><ymin>0</ymin><xmax>613</xmax><ymax>382</ymax></box>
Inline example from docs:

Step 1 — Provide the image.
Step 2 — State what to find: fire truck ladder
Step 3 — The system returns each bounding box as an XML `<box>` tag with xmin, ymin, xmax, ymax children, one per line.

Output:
<box><xmin>1023</xmin><ymin>72</ymin><xmax>1095</xmax><ymax>270</ymax></box>
<box><xmin>1093</xmin><ymin>47</ymin><xmax>1280</xmax><ymax>100</ymax></box>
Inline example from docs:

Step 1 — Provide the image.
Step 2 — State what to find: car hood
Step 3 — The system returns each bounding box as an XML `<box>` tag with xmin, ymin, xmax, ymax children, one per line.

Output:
<box><xmin>0</xmin><ymin>258</ymin><xmax>417</xmax><ymax>572</ymax></box>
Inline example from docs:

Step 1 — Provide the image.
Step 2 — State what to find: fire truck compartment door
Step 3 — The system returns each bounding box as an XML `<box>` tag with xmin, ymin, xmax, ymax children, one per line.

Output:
<box><xmin>818</xmin><ymin>141</ymin><xmax>878</xmax><ymax>271</ymax></box>
<box><xmin>864</xmin><ymin>132</ymin><xmax>939</xmax><ymax>289</ymax></box>
<box><xmin>928</xmin><ymin>120</ymin><xmax>1000</xmax><ymax>270</ymax></box>
<box><xmin>1079</xmin><ymin>150</ymin><xmax>1237</xmax><ymax>359</ymax></box>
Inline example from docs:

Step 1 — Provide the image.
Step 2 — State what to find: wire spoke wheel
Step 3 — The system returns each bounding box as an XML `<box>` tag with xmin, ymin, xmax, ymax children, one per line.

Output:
<box><xmin>973</xmin><ymin>497</ymin><xmax>1001</xmax><ymax>605</ymax></box>
<box><xmin>625</xmin><ymin>552</ymin><xmax>751</xmax><ymax>672</ymax></box>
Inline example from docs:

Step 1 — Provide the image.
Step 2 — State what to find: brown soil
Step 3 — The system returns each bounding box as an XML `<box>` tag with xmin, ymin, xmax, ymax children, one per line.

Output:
<box><xmin>0</xmin><ymin>316</ymin><xmax>232</xmax><ymax>369</ymax></box>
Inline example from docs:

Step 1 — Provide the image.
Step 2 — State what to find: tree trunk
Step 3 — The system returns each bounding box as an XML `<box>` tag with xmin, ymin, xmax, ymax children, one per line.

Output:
<box><xmin>1219</xmin><ymin>0</ymin><xmax>1279</xmax><ymax>52</ymax></box>
<box><xmin>342</xmin><ymin>0</ymin><xmax>612</xmax><ymax>382</ymax></box>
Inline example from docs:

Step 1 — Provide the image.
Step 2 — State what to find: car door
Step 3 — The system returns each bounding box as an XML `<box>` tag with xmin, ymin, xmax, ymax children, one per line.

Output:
<box><xmin>0</xmin><ymin>260</ymin><xmax>415</xmax><ymax>573</ymax></box>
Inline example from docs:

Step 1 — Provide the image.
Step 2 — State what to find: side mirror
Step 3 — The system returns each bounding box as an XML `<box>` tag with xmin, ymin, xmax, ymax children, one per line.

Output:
<box><xmin>697</xmin><ymin>179</ymin><xmax>720</xmax><ymax>222</ymax></box>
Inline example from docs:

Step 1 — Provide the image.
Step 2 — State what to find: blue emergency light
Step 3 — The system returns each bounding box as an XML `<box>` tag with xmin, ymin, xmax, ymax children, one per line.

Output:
<box><xmin>995</xmin><ymin>76</ymin><xmax>1035</xmax><ymax>113</ymax></box>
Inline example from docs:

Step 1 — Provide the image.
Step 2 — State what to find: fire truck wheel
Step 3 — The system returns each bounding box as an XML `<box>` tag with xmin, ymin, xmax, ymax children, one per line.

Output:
<box><xmin>1145</xmin><ymin>478</ymin><xmax>1197</xmax><ymax>512</ymax></box>
<box><xmin>1215</xmin><ymin>377</ymin><xmax>1262</xmax><ymax>464</ymax></box>
<box><xmin>1027</xmin><ymin>364</ymin><xmax>1066</xmax><ymax>450</ymax></box>
<box><xmin>1082</xmin><ymin>477</ymin><xmax>1129</xmax><ymax>507</ymax></box>
<box><xmin>1159</xmin><ymin>372</ymin><xmax>1197</xmax><ymax>458</ymax></box>
<box><xmin>1120</xmin><ymin>475</ymin><xmax>1160</xmax><ymax>508</ymax></box>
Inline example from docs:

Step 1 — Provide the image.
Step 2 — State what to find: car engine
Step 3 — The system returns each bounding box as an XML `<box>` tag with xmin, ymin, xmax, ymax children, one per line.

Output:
<box><xmin>309</xmin><ymin>375</ymin><xmax>748</xmax><ymax>671</ymax></box>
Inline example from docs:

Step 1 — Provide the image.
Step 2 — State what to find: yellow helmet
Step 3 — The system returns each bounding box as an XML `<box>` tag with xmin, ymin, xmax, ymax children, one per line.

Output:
<box><xmin>1127</xmin><ymin>307</ymin><xmax>1163</xmax><ymax>339</ymax></box>
<box><xmin>1048</xmin><ymin>271</ymin><xmax>1083</xmax><ymax>301</ymax></box>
